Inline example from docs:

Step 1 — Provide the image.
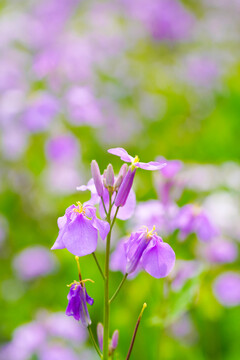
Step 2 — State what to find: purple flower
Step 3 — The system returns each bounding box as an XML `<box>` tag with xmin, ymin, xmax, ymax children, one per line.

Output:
<box><xmin>22</xmin><ymin>93</ymin><xmax>59</xmax><ymax>133</ymax></box>
<box><xmin>66</xmin><ymin>282</ymin><xmax>94</xmax><ymax>326</ymax></box>
<box><xmin>13</xmin><ymin>246</ymin><xmax>58</xmax><ymax>280</ymax></box>
<box><xmin>158</xmin><ymin>157</ymin><xmax>182</xmax><ymax>179</ymax></box>
<box><xmin>108</xmin><ymin>147</ymin><xmax>166</xmax><ymax>206</ymax></box>
<box><xmin>170</xmin><ymin>260</ymin><xmax>202</xmax><ymax>291</ymax></box>
<box><xmin>51</xmin><ymin>202</ymin><xmax>110</xmax><ymax>256</ymax></box>
<box><xmin>173</xmin><ymin>204</ymin><xmax>218</xmax><ymax>242</ymax></box>
<box><xmin>45</xmin><ymin>134</ymin><xmax>80</xmax><ymax>164</ymax></box>
<box><xmin>199</xmin><ymin>239</ymin><xmax>238</xmax><ymax>264</ymax></box>
<box><xmin>108</xmin><ymin>147</ymin><xmax>166</xmax><ymax>170</ymax></box>
<box><xmin>38</xmin><ymin>344</ymin><xmax>79</xmax><ymax>360</ymax></box>
<box><xmin>111</xmin><ymin>227</ymin><xmax>175</xmax><ymax>278</ymax></box>
<box><xmin>91</xmin><ymin>160</ymin><xmax>104</xmax><ymax>197</ymax></box>
<box><xmin>111</xmin><ymin>330</ymin><xmax>119</xmax><ymax>350</ymax></box>
<box><xmin>213</xmin><ymin>272</ymin><xmax>240</xmax><ymax>307</ymax></box>
<box><xmin>77</xmin><ymin>177</ymin><xmax>136</xmax><ymax>221</ymax></box>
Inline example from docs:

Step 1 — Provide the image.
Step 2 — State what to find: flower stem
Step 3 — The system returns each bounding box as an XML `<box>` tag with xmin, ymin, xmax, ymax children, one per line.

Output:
<box><xmin>101</xmin><ymin>197</ymin><xmax>108</xmax><ymax>216</ymax></box>
<box><xmin>92</xmin><ymin>252</ymin><xmax>105</xmax><ymax>280</ymax></box>
<box><xmin>109</xmin><ymin>273</ymin><xmax>128</xmax><ymax>304</ymax></box>
<box><xmin>88</xmin><ymin>325</ymin><xmax>102</xmax><ymax>358</ymax></box>
<box><xmin>126</xmin><ymin>303</ymin><xmax>147</xmax><ymax>360</ymax></box>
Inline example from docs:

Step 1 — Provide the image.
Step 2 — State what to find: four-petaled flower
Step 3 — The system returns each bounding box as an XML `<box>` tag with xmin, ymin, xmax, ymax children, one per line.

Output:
<box><xmin>111</xmin><ymin>226</ymin><xmax>175</xmax><ymax>278</ymax></box>
<box><xmin>66</xmin><ymin>281</ymin><xmax>94</xmax><ymax>326</ymax></box>
<box><xmin>51</xmin><ymin>202</ymin><xmax>110</xmax><ymax>256</ymax></box>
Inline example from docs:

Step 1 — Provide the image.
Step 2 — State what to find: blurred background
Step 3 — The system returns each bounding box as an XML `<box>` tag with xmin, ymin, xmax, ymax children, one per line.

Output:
<box><xmin>0</xmin><ymin>0</ymin><xmax>240</xmax><ymax>359</ymax></box>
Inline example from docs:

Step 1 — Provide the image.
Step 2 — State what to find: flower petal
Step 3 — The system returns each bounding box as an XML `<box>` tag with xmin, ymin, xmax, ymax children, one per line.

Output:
<box><xmin>62</xmin><ymin>214</ymin><xmax>98</xmax><ymax>256</ymax></box>
<box><xmin>92</xmin><ymin>217</ymin><xmax>110</xmax><ymax>240</ymax></box>
<box><xmin>108</xmin><ymin>147</ymin><xmax>133</xmax><ymax>162</ymax></box>
<box><xmin>117</xmin><ymin>189</ymin><xmax>136</xmax><ymax>220</ymax></box>
<box><xmin>137</xmin><ymin>161</ymin><xmax>166</xmax><ymax>171</ymax></box>
<box><xmin>141</xmin><ymin>241</ymin><xmax>175</xmax><ymax>278</ymax></box>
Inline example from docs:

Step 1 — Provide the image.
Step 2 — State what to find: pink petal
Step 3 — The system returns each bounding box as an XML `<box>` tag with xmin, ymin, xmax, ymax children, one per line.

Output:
<box><xmin>137</xmin><ymin>161</ymin><xmax>166</xmax><ymax>171</ymax></box>
<box><xmin>62</xmin><ymin>215</ymin><xmax>98</xmax><ymax>256</ymax></box>
<box><xmin>141</xmin><ymin>241</ymin><xmax>175</xmax><ymax>278</ymax></box>
<box><xmin>108</xmin><ymin>147</ymin><xmax>133</xmax><ymax>162</ymax></box>
<box><xmin>92</xmin><ymin>217</ymin><xmax>110</xmax><ymax>240</ymax></box>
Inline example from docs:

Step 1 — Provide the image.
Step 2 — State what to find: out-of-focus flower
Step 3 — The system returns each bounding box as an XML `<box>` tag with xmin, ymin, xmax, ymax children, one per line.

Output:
<box><xmin>199</xmin><ymin>239</ymin><xmax>238</xmax><ymax>264</ymax></box>
<box><xmin>44</xmin><ymin>312</ymin><xmax>87</xmax><ymax>343</ymax></box>
<box><xmin>111</xmin><ymin>227</ymin><xmax>175</xmax><ymax>278</ymax></box>
<box><xmin>124</xmin><ymin>0</ymin><xmax>195</xmax><ymax>42</ymax></box>
<box><xmin>66</xmin><ymin>282</ymin><xmax>94</xmax><ymax>326</ymax></box>
<box><xmin>170</xmin><ymin>260</ymin><xmax>202</xmax><ymax>291</ymax></box>
<box><xmin>13</xmin><ymin>246</ymin><xmax>57</xmax><ymax>280</ymax></box>
<box><xmin>170</xmin><ymin>313</ymin><xmax>197</xmax><ymax>344</ymax></box>
<box><xmin>133</xmin><ymin>200</ymin><xmax>178</xmax><ymax>236</ymax></box>
<box><xmin>22</xmin><ymin>93</ymin><xmax>59</xmax><ymax>133</ymax></box>
<box><xmin>1</xmin><ymin>126</ymin><xmax>29</xmax><ymax>161</ymax></box>
<box><xmin>52</xmin><ymin>202</ymin><xmax>110</xmax><ymax>256</ymax></box>
<box><xmin>173</xmin><ymin>204</ymin><xmax>218</xmax><ymax>242</ymax></box>
<box><xmin>185</xmin><ymin>55</ymin><xmax>219</xmax><ymax>88</ymax></box>
<box><xmin>213</xmin><ymin>272</ymin><xmax>240</xmax><ymax>307</ymax></box>
<box><xmin>66</xmin><ymin>87</ymin><xmax>103</xmax><ymax>126</ymax></box>
<box><xmin>45</xmin><ymin>134</ymin><xmax>80</xmax><ymax>164</ymax></box>
<box><xmin>38</xmin><ymin>344</ymin><xmax>79</xmax><ymax>360</ymax></box>
<box><xmin>43</xmin><ymin>164</ymin><xmax>82</xmax><ymax>195</ymax></box>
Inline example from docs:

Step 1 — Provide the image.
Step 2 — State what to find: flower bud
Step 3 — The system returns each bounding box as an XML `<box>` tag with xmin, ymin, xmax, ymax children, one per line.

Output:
<box><xmin>114</xmin><ymin>163</ymin><xmax>128</xmax><ymax>190</ymax></box>
<box><xmin>111</xmin><ymin>329</ymin><xmax>119</xmax><ymax>350</ymax></box>
<box><xmin>97</xmin><ymin>323</ymin><xmax>104</xmax><ymax>351</ymax></box>
<box><xmin>105</xmin><ymin>164</ymin><xmax>114</xmax><ymax>187</ymax></box>
<box><xmin>91</xmin><ymin>160</ymin><xmax>103</xmax><ymax>197</ymax></box>
<box><xmin>115</xmin><ymin>168</ymin><xmax>136</xmax><ymax>207</ymax></box>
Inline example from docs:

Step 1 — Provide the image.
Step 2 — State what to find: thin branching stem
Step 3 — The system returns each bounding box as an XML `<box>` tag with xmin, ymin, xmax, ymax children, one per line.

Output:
<box><xmin>109</xmin><ymin>273</ymin><xmax>128</xmax><ymax>304</ymax></box>
<box><xmin>92</xmin><ymin>252</ymin><xmax>105</xmax><ymax>280</ymax></box>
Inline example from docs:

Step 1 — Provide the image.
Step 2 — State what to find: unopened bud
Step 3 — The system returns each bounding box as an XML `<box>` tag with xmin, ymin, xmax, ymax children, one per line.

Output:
<box><xmin>114</xmin><ymin>164</ymin><xmax>128</xmax><ymax>190</ymax></box>
<box><xmin>97</xmin><ymin>323</ymin><xmax>104</xmax><ymax>351</ymax></box>
<box><xmin>111</xmin><ymin>329</ymin><xmax>119</xmax><ymax>350</ymax></box>
<box><xmin>115</xmin><ymin>168</ymin><xmax>136</xmax><ymax>207</ymax></box>
<box><xmin>105</xmin><ymin>164</ymin><xmax>114</xmax><ymax>187</ymax></box>
<box><xmin>91</xmin><ymin>160</ymin><xmax>103</xmax><ymax>197</ymax></box>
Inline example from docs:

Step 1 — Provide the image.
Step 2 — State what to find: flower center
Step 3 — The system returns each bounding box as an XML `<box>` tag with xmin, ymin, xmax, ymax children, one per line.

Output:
<box><xmin>147</xmin><ymin>225</ymin><xmax>156</xmax><ymax>238</ymax></box>
<box><xmin>192</xmin><ymin>204</ymin><xmax>202</xmax><ymax>216</ymax></box>
<box><xmin>130</xmin><ymin>155</ymin><xmax>140</xmax><ymax>170</ymax></box>
<box><xmin>73</xmin><ymin>201</ymin><xmax>85</xmax><ymax>215</ymax></box>
<box><xmin>67</xmin><ymin>279</ymin><xmax>95</xmax><ymax>290</ymax></box>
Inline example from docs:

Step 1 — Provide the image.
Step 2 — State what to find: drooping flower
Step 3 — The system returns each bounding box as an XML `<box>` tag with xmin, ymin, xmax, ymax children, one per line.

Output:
<box><xmin>108</xmin><ymin>147</ymin><xmax>166</xmax><ymax>207</ymax></box>
<box><xmin>66</xmin><ymin>282</ymin><xmax>94</xmax><ymax>326</ymax></box>
<box><xmin>173</xmin><ymin>204</ymin><xmax>218</xmax><ymax>242</ymax></box>
<box><xmin>111</xmin><ymin>227</ymin><xmax>175</xmax><ymax>279</ymax></box>
<box><xmin>51</xmin><ymin>202</ymin><xmax>110</xmax><ymax>256</ymax></box>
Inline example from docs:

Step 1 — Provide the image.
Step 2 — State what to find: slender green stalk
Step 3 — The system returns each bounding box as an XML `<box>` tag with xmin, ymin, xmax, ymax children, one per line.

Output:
<box><xmin>88</xmin><ymin>325</ymin><xmax>102</xmax><ymax>358</ymax></box>
<box><xmin>92</xmin><ymin>252</ymin><xmax>105</xmax><ymax>280</ymax></box>
<box><xmin>101</xmin><ymin>197</ymin><xmax>108</xmax><ymax>216</ymax></box>
<box><xmin>109</xmin><ymin>273</ymin><xmax>128</xmax><ymax>304</ymax></box>
<box><xmin>126</xmin><ymin>303</ymin><xmax>147</xmax><ymax>360</ymax></box>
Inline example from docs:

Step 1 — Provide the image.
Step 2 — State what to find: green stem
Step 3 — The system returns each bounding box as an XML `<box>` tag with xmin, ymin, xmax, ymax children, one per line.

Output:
<box><xmin>126</xmin><ymin>303</ymin><xmax>147</xmax><ymax>360</ymax></box>
<box><xmin>101</xmin><ymin>197</ymin><xmax>108</xmax><ymax>216</ymax></box>
<box><xmin>88</xmin><ymin>325</ymin><xmax>102</xmax><ymax>358</ymax></box>
<box><xmin>109</xmin><ymin>273</ymin><xmax>128</xmax><ymax>304</ymax></box>
<box><xmin>92</xmin><ymin>252</ymin><xmax>105</xmax><ymax>281</ymax></box>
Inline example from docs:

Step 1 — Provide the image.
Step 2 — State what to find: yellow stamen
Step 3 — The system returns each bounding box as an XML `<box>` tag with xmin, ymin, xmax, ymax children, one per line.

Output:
<box><xmin>192</xmin><ymin>204</ymin><xmax>202</xmax><ymax>216</ymax></box>
<box><xmin>130</xmin><ymin>155</ymin><xmax>140</xmax><ymax>171</ymax></box>
<box><xmin>147</xmin><ymin>225</ymin><xmax>157</xmax><ymax>238</ymax></box>
<box><xmin>73</xmin><ymin>201</ymin><xmax>85</xmax><ymax>214</ymax></box>
<box><xmin>67</xmin><ymin>279</ymin><xmax>95</xmax><ymax>290</ymax></box>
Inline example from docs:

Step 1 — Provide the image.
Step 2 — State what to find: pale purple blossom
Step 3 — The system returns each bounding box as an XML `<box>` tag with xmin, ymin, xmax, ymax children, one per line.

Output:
<box><xmin>45</xmin><ymin>134</ymin><xmax>80</xmax><ymax>164</ymax></box>
<box><xmin>173</xmin><ymin>204</ymin><xmax>218</xmax><ymax>242</ymax></box>
<box><xmin>111</xmin><ymin>227</ymin><xmax>175</xmax><ymax>278</ymax></box>
<box><xmin>52</xmin><ymin>202</ymin><xmax>110</xmax><ymax>256</ymax></box>
<box><xmin>13</xmin><ymin>246</ymin><xmax>57</xmax><ymax>280</ymax></box>
<box><xmin>213</xmin><ymin>272</ymin><xmax>240</xmax><ymax>307</ymax></box>
<box><xmin>38</xmin><ymin>344</ymin><xmax>79</xmax><ymax>360</ymax></box>
<box><xmin>170</xmin><ymin>260</ymin><xmax>202</xmax><ymax>291</ymax></box>
<box><xmin>199</xmin><ymin>239</ymin><xmax>238</xmax><ymax>264</ymax></box>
